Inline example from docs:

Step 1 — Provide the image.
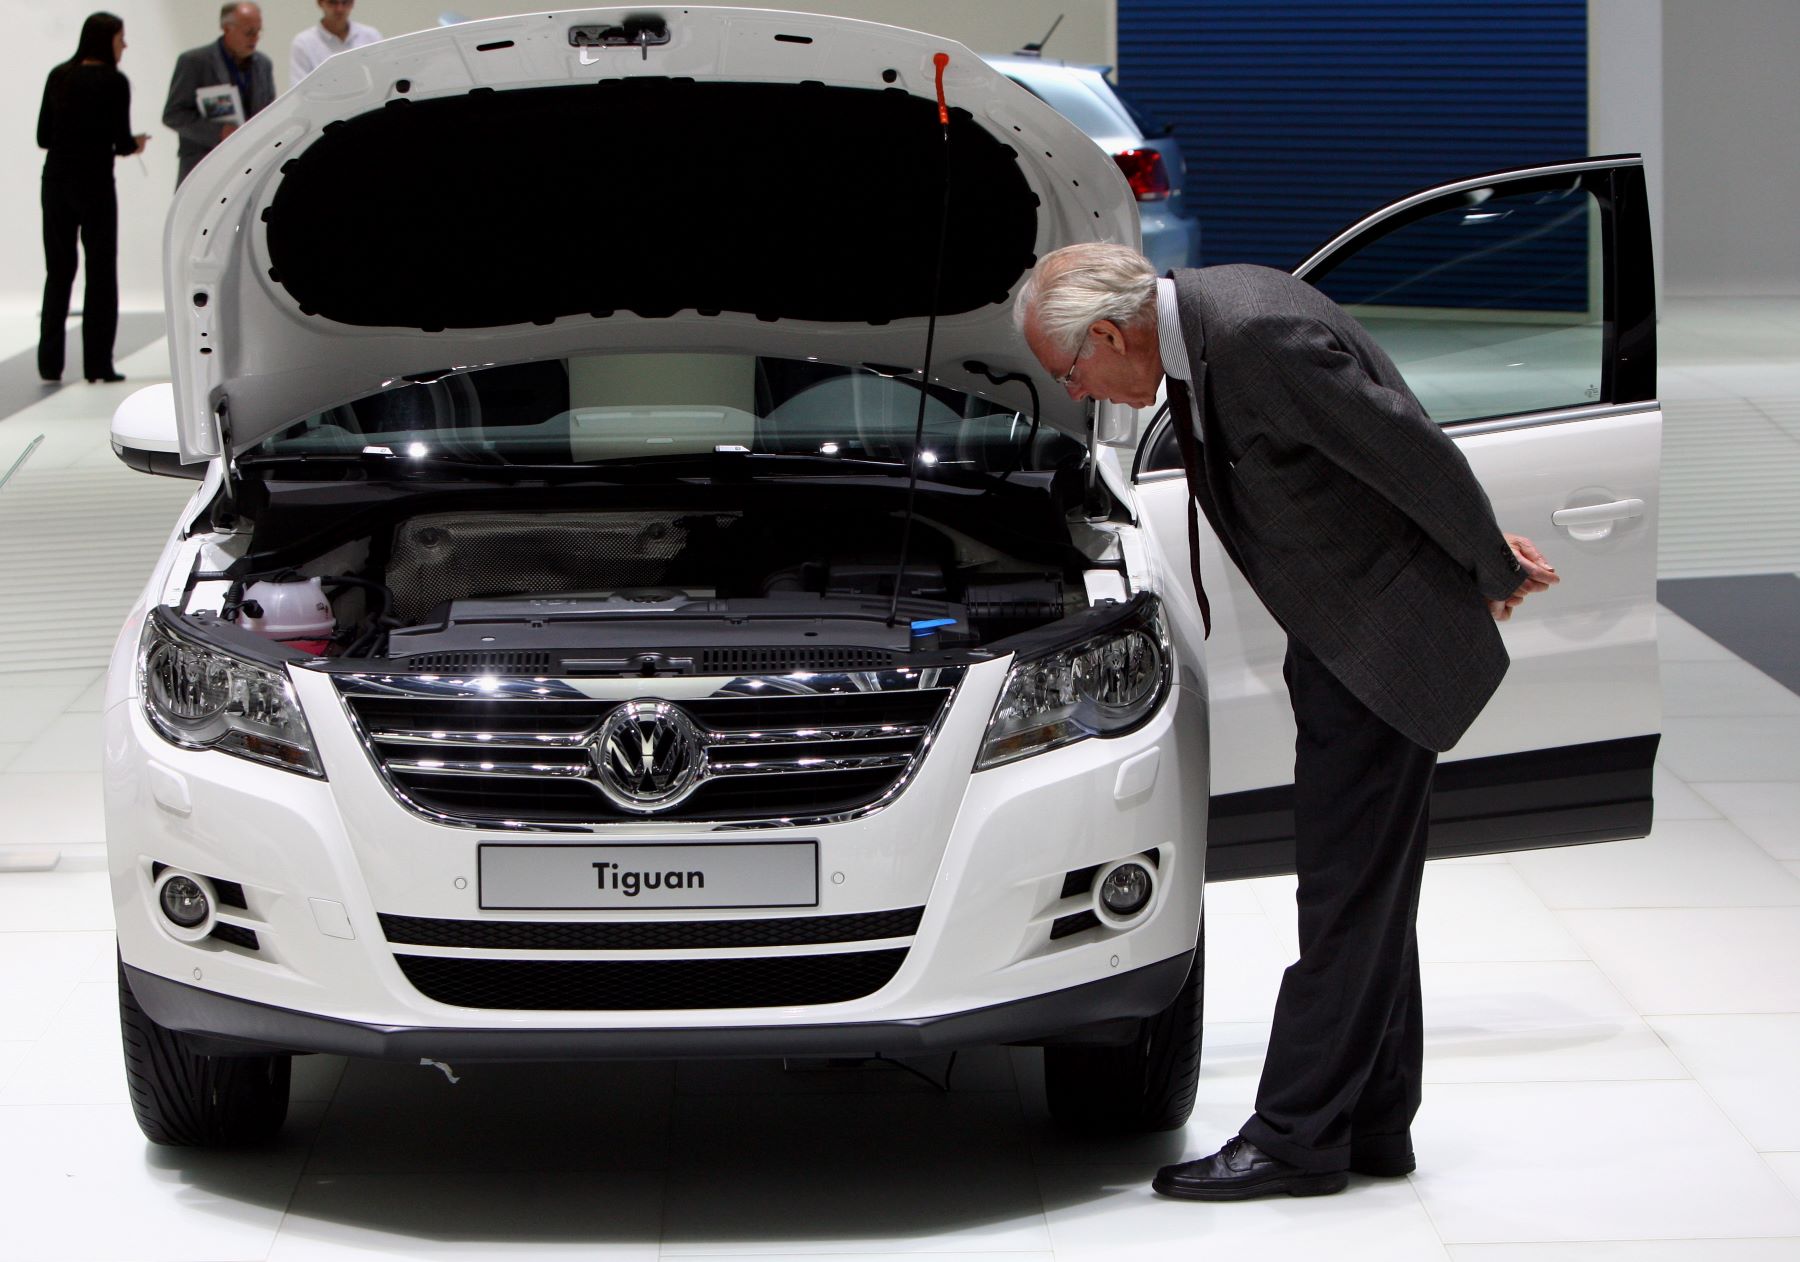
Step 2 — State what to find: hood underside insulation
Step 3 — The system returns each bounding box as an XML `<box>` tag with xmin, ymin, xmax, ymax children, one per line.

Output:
<box><xmin>264</xmin><ymin>79</ymin><xmax>1040</xmax><ymax>331</ymax></box>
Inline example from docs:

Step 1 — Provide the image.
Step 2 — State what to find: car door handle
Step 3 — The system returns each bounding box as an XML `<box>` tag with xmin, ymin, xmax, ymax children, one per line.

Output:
<box><xmin>1552</xmin><ymin>499</ymin><xmax>1644</xmax><ymax>527</ymax></box>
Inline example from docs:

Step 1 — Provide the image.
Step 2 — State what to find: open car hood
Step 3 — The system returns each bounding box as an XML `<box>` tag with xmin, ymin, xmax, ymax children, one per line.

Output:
<box><xmin>164</xmin><ymin>7</ymin><xmax>1140</xmax><ymax>461</ymax></box>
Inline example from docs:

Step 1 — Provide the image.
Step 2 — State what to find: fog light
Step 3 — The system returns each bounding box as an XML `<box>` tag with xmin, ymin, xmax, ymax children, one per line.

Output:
<box><xmin>160</xmin><ymin>875</ymin><xmax>209</xmax><ymax>926</ymax></box>
<box><xmin>152</xmin><ymin>870</ymin><xmax>216</xmax><ymax>941</ymax></box>
<box><xmin>1097</xmin><ymin>861</ymin><xmax>1153</xmax><ymax>919</ymax></box>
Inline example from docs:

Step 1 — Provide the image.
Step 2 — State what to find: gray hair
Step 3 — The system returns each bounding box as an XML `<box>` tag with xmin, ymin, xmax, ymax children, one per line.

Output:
<box><xmin>1013</xmin><ymin>243</ymin><xmax>1158</xmax><ymax>358</ymax></box>
<box><xmin>221</xmin><ymin>2</ymin><xmax>259</xmax><ymax>25</ymax></box>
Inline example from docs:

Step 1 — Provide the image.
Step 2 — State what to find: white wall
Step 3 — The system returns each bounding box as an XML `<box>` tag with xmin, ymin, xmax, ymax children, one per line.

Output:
<box><xmin>0</xmin><ymin>1</ymin><xmax>1110</xmax><ymax>316</ymax></box>
<box><xmin>0</xmin><ymin>2</ymin><xmax>207</xmax><ymax>315</ymax></box>
<box><xmin>1660</xmin><ymin>0</ymin><xmax>1800</xmax><ymax>296</ymax></box>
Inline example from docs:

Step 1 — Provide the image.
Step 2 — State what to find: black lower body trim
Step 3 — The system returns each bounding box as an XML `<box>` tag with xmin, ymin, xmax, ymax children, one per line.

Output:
<box><xmin>119</xmin><ymin>952</ymin><xmax>1194</xmax><ymax>1062</ymax></box>
<box><xmin>1208</xmin><ymin>734</ymin><xmax>1658</xmax><ymax>881</ymax></box>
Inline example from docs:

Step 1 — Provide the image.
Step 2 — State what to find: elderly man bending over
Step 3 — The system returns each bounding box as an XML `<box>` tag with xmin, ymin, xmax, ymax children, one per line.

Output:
<box><xmin>1014</xmin><ymin>244</ymin><xmax>1556</xmax><ymax>1200</ymax></box>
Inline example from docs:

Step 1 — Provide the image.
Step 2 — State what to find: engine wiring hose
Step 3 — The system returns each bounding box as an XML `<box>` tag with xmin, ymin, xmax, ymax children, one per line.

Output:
<box><xmin>962</xmin><ymin>359</ymin><xmax>1043</xmax><ymax>486</ymax></box>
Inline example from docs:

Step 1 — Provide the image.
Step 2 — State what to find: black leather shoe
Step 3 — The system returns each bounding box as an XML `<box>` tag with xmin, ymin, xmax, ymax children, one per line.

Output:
<box><xmin>1153</xmin><ymin>1136</ymin><xmax>1349</xmax><ymax>1201</ymax></box>
<box><xmin>85</xmin><ymin>371</ymin><xmax>126</xmax><ymax>384</ymax></box>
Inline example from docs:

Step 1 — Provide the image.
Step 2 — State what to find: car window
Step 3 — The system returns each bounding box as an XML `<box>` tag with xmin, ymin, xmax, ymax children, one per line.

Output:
<box><xmin>245</xmin><ymin>353</ymin><xmax>1080</xmax><ymax>475</ymax></box>
<box><xmin>1308</xmin><ymin>186</ymin><xmax>1607</xmax><ymax>425</ymax></box>
<box><xmin>1109</xmin><ymin>82</ymin><xmax>1170</xmax><ymax>140</ymax></box>
<box><xmin>1004</xmin><ymin>70</ymin><xmax>1132</xmax><ymax>143</ymax></box>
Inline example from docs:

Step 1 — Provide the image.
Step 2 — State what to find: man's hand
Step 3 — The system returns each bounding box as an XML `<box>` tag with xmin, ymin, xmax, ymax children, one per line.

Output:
<box><xmin>1489</xmin><ymin>532</ymin><xmax>1558</xmax><ymax>621</ymax></box>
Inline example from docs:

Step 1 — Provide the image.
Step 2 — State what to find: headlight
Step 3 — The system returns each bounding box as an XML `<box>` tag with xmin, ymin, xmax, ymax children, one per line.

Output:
<box><xmin>976</xmin><ymin>598</ymin><xmax>1171</xmax><ymax>769</ymax></box>
<box><xmin>139</xmin><ymin>613</ymin><xmax>324</xmax><ymax>776</ymax></box>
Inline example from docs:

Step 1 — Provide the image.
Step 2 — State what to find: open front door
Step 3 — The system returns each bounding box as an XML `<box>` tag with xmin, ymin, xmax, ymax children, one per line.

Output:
<box><xmin>1134</xmin><ymin>156</ymin><xmax>1661</xmax><ymax>879</ymax></box>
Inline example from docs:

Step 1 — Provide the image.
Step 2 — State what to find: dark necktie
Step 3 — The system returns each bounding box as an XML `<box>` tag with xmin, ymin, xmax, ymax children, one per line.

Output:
<box><xmin>1162</xmin><ymin>376</ymin><xmax>1211</xmax><ymax>638</ymax></box>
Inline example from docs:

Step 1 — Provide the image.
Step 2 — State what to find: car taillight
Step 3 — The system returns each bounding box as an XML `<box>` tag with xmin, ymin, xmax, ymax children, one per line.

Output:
<box><xmin>1113</xmin><ymin>149</ymin><xmax>1171</xmax><ymax>202</ymax></box>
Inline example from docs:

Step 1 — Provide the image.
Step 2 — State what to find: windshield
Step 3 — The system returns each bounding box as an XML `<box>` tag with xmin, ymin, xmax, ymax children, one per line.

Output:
<box><xmin>245</xmin><ymin>353</ymin><xmax>1075</xmax><ymax>475</ymax></box>
<box><xmin>1002</xmin><ymin>68</ymin><xmax>1135</xmax><ymax>145</ymax></box>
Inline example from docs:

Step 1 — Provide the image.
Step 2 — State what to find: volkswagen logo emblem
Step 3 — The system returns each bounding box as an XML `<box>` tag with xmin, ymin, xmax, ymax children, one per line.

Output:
<box><xmin>590</xmin><ymin>700</ymin><xmax>705</xmax><ymax>813</ymax></box>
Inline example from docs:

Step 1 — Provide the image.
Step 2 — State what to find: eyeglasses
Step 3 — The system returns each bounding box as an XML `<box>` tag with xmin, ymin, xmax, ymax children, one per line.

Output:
<box><xmin>1053</xmin><ymin>334</ymin><xmax>1090</xmax><ymax>388</ymax></box>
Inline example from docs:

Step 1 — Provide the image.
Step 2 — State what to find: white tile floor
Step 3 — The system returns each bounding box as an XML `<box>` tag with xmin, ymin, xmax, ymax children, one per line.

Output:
<box><xmin>2</xmin><ymin>304</ymin><xmax>1799</xmax><ymax>1258</ymax></box>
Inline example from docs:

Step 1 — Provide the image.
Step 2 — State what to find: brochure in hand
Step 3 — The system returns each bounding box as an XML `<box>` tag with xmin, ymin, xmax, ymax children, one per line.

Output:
<box><xmin>195</xmin><ymin>84</ymin><xmax>245</xmax><ymax>126</ymax></box>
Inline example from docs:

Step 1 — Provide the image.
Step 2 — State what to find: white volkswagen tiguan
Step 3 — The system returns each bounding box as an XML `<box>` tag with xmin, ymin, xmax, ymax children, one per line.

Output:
<box><xmin>104</xmin><ymin>8</ymin><xmax>1662</xmax><ymax>1147</ymax></box>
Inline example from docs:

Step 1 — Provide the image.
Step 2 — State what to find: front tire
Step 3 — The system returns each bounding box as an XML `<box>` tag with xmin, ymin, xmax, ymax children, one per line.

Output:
<box><xmin>117</xmin><ymin>956</ymin><xmax>291</xmax><ymax>1147</ymax></box>
<box><xmin>1043</xmin><ymin>921</ymin><xmax>1204</xmax><ymax>1135</ymax></box>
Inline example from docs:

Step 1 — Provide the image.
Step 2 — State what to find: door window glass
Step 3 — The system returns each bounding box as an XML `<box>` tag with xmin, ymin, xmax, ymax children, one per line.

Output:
<box><xmin>1309</xmin><ymin>186</ymin><xmax>1605</xmax><ymax>424</ymax></box>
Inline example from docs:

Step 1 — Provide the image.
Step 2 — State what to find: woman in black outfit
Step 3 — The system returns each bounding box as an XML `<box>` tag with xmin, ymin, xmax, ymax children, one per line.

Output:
<box><xmin>36</xmin><ymin>12</ymin><xmax>148</xmax><ymax>384</ymax></box>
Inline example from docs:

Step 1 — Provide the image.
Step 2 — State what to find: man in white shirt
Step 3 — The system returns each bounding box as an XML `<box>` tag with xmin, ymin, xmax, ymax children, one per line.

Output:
<box><xmin>289</xmin><ymin>0</ymin><xmax>382</xmax><ymax>86</ymax></box>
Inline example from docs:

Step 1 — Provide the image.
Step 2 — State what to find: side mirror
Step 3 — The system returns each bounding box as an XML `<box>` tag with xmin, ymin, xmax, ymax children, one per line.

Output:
<box><xmin>1093</xmin><ymin>399</ymin><xmax>1139</xmax><ymax>449</ymax></box>
<box><xmin>112</xmin><ymin>383</ymin><xmax>204</xmax><ymax>480</ymax></box>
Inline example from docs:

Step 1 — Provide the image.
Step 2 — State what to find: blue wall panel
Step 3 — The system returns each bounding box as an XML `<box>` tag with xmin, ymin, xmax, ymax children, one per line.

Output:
<box><xmin>1116</xmin><ymin>0</ymin><xmax>1589</xmax><ymax>272</ymax></box>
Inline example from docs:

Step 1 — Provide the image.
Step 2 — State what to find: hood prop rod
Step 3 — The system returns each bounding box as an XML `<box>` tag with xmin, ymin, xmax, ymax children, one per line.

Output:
<box><xmin>209</xmin><ymin>396</ymin><xmax>244</xmax><ymax>532</ymax></box>
<box><xmin>886</xmin><ymin>52</ymin><xmax>955</xmax><ymax>630</ymax></box>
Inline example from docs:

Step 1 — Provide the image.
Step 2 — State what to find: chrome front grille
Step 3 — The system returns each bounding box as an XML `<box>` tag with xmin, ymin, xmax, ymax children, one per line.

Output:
<box><xmin>334</xmin><ymin>669</ymin><xmax>964</xmax><ymax>828</ymax></box>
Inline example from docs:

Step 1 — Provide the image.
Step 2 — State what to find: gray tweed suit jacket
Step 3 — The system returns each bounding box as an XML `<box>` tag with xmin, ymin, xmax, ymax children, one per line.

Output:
<box><xmin>161</xmin><ymin>41</ymin><xmax>276</xmax><ymax>184</ymax></box>
<box><xmin>1167</xmin><ymin>264</ymin><xmax>1524</xmax><ymax>753</ymax></box>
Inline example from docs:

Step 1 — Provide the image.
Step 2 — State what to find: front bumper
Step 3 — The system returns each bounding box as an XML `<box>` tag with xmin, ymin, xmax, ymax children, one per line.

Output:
<box><xmin>125</xmin><ymin>950</ymin><xmax>1194</xmax><ymax>1060</ymax></box>
<box><xmin>105</xmin><ymin>623</ymin><xmax>1208</xmax><ymax>1046</ymax></box>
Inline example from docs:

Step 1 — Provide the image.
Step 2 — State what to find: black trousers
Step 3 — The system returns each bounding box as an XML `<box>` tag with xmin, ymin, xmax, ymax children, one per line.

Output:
<box><xmin>39</xmin><ymin>174</ymin><xmax>119</xmax><ymax>382</ymax></box>
<box><xmin>1238</xmin><ymin>637</ymin><xmax>1436</xmax><ymax>1173</ymax></box>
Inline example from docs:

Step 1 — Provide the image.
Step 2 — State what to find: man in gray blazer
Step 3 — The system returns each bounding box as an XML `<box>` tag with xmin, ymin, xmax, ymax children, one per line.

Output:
<box><xmin>162</xmin><ymin>3</ymin><xmax>276</xmax><ymax>186</ymax></box>
<box><xmin>1015</xmin><ymin>244</ymin><xmax>1557</xmax><ymax>1199</ymax></box>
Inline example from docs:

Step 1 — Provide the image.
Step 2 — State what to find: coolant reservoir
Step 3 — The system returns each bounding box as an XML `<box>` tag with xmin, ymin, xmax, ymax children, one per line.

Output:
<box><xmin>240</xmin><ymin>577</ymin><xmax>335</xmax><ymax>647</ymax></box>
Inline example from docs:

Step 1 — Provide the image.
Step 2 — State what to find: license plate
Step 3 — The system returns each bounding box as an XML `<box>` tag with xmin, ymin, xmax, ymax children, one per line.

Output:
<box><xmin>478</xmin><ymin>841</ymin><xmax>819</xmax><ymax>911</ymax></box>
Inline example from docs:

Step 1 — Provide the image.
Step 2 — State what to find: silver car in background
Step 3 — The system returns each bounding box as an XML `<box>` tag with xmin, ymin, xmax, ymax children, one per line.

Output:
<box><xmin>984</xmin><ymin>53</ymin><xmax>1201</xmax><ymax>274</ymax></box>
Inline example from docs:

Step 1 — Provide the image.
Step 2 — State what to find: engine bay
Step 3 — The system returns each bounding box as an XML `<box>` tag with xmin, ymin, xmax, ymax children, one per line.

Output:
<box><xmin>172</xmin><ymin>479</ymin><xmax>1124</xmax><ymax>671</ymax></box>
